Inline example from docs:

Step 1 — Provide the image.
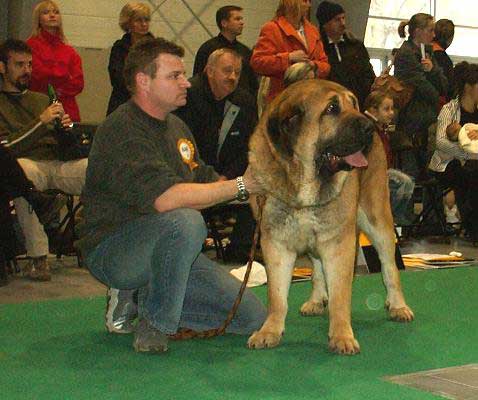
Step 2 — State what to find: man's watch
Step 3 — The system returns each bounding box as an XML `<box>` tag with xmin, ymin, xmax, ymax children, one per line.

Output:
<box><xmin>235</xmin><ymin>176</ymin><xmax>250</xmax><ymax>202</ymax></box>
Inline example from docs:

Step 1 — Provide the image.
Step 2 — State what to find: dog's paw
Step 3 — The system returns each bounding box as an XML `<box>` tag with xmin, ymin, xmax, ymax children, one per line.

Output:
<box><xmin>328</xmin><ymin>336</ymin><xmax>360</xmax><ymax>355</ymax></box>
<box><xmin>247</xmin><ymin>330</ymin><xmax>282</xmax><ymax>349</ymax></box>
<box><xmin>300</xmin><ymin>300</ymin><xmax>327</xmax><ymax>316</ymax></box>
<box><xmin>388</xmin><ymin>305</ymin><xmax>414</xmax><ymax>322</ymax></box>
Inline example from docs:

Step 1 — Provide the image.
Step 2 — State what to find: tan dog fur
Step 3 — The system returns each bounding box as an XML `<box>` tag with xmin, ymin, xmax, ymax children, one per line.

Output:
<box><xmin>247</xmin><ymin>80</ymin><xmax>414</xmax><ymax>355</ymax></box>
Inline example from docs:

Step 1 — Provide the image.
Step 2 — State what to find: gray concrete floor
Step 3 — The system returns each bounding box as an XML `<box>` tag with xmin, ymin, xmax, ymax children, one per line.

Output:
<box><xmin>1</xmin><ymin>235</ymin><xmax>477</xmax><ymax>305</ymax></box>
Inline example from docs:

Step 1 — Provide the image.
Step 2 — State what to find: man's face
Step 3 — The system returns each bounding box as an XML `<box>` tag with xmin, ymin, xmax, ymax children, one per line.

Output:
<box><xmin>145</xmin><ymin>53</ymin><xmax>191</xmax><ymax>113</ymax></box>
<box><xmin>222</xmin><ymin>11</ymin><xmax>244</xmax><ymax>37</ymax></box>
<box><xmin>0</xmin><ymin>51</ymin><xmax>32</xmax><ymax>92</ymax></box>
<box><xmin>207</xmin><ymin>53</ymin><xmax>242</xmax><ymax>100</ymax></box>
<box><xmin>324</xmin><ymin>13</ymin><xmax>346</xmax><ymax>39</ymax></box>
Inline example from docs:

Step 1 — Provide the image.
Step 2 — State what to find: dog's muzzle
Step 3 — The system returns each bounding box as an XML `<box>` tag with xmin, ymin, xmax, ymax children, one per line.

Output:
<box><xmin>316</xmin><ymin>116</ymin><xmax>375</xmax><ymax>178</ymax></box>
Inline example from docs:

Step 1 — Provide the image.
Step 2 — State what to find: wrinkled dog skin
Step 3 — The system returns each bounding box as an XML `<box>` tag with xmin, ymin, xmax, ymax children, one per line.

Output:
<box><xmin>248</xmin><ymin>80</ymin><xmax>414</xmax><ymax>355</ymax></box>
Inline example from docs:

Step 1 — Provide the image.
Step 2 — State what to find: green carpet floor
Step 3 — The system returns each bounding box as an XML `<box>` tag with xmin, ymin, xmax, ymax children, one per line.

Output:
<box><xmin>1</xmin><ymin>267</ymin><xmax>477</xmax><ymax>400</ymax></box>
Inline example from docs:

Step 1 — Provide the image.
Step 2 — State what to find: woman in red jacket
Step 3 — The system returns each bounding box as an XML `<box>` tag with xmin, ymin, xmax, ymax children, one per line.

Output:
<box><xmin>27</xmin><ymin>0</ymin><xmax>84</xmax><ymax>122</ymax></box>
<box><xmin>251</xmin><ymin>0</ymin><xmax>330</xmax><ymax>102</ymax></box>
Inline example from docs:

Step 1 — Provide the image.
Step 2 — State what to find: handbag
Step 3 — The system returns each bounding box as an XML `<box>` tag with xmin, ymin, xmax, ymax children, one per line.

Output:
<box><xmin>56</xmin><ymin>125</ymin><xmax>93</xmax><ymax>161</ymax></box>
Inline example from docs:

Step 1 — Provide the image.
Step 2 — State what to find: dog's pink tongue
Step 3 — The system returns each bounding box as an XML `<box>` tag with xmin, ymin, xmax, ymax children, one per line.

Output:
<box><xmin>344</xmin><ymin>151</ymin><xmax>368</xmax><ymax>168</ymax></box>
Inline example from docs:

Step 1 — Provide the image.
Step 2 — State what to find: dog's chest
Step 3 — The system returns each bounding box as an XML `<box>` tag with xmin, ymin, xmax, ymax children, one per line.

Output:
<box><xmin>264</xmin><ymin>199</ymin><xmax>349</xmax><ymax>253</ymax></box>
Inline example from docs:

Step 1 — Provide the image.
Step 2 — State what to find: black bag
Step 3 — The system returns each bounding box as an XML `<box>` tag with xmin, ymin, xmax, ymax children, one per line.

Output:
<box><xmin>56</xmin><ymin>125</ymin><xmax>94</xmax><ymax>161</ymax></box>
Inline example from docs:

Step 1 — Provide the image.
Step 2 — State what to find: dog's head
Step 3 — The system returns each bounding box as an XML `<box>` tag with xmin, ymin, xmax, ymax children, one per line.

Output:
<box><xmin>250</xmin><ymin>79</ymin><xmax>375</xmax><ymax>206</ymax></box>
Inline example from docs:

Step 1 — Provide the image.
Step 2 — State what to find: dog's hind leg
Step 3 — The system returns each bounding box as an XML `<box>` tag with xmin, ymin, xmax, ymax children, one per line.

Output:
<box><xmin>357</xmin><ymin>207</ymin><xmax>414</xmax><ymax>322</ymax></box>
<box><xmin>300</xmin><ymin>256</ymin><xmax>328</xmax><ymax>316</ymax></box>
<box><xmin>247</xmin><ymin>237</ymin><xmax>296</xmax><ymax>349</ymax></box>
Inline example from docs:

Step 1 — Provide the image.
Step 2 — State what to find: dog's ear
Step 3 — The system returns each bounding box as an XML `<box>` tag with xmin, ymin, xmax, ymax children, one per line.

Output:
<box><xmin>267</xmin><ymin>102</ymin><xmax>304</xmax><ymax>158</ymax></box>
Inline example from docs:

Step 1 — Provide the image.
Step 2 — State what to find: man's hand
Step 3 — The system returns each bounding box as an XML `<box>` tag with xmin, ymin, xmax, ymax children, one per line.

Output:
<box><xmin>467</xmin><ymin>129</ymin><xmax>478</xmax><ymax>140</ymax></box>
<box><xmin>289</xmin><ymin>50</ymin><xmax>309</xmax><ymax>64</ymax></box>
<box><xmin>242</xmin><ymin>166</ymin><xmax>263</xmax><ymax>195</ymax></box>
<box><xmin>39</xmin><ymin>103</ymin><xmax>65</xmax><ymax>125</ymax></box>
<box><xmin>61</xmin><ymin>113</ymin><xmax>74</xmax><ymax>131</ymax></box>
<box><xmin>421</xmin><ymin>58</ymin><xmax>433</xmax><ymax>72</ymax></box>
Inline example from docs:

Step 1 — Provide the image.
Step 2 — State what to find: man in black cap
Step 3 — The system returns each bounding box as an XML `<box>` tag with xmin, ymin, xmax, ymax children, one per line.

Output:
<box><xmin>316</xmin><ymin>0</ymin><xmax>375</xmax><ymax>109</ymax></box>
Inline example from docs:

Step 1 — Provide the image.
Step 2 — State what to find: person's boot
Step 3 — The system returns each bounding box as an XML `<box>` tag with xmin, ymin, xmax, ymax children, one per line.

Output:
<box><xmin>133</xmin><ymin>319</ymin><xmax>168</xmax><ymax>353</ymax></box>
<box><xmin>23</xmin><ymin>187</ymin><xmax>68</xmax><ymax>225</ymax></box>
<box><xmin>105</xmin><ymin>288</ymin><xmax>138</xmax><ymax>334</ymax></box>
<box><xmin>25</xmin><ymin>255</ymin><xmax>51</xmax><ymax>281</ymax></box>
<box><xmin>24</xmin><ymin>188</ymin><xmax>68</xmax><ymax>226</ymax></box>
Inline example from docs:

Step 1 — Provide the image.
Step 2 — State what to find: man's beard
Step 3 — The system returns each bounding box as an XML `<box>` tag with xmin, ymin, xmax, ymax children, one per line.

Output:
<box><xmin>14</xmin><ymin>75</ymin><xmax>31</xmax><ymax>92</ymax></box>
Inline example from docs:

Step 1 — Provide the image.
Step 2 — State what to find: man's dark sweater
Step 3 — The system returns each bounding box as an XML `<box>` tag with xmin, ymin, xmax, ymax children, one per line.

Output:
<box><xmin>77</xmin><ymin>100</ymin><xmax>217</xmax><ymax>255</ymax></box>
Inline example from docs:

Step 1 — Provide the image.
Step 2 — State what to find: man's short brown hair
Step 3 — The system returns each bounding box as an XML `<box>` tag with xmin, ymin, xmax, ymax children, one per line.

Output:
<box><xmin>124</xmin><ymin>37</ymin><xmax>185</xmax><ymax>94</ymax></box>
<box><xmin>0</xmin><ymin>39</ymin><xmax>32</xmax><ymax>66</ymax></box>
<box><xmin>216</xmin><ymin>5</ymin><xmax>243</xmax><ymax>31</ymax></box>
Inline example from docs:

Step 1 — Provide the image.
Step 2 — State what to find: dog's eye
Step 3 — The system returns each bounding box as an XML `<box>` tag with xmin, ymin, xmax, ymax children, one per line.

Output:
<box><xmin>325</xmin><ymin>102</ymin><xmax>340</xmax><ymax>115</ymax></box>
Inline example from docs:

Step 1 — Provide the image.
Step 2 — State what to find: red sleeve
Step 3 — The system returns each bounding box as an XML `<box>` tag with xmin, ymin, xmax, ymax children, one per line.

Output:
<box><xmin>250</xmin><ymin>22</ymin><xmax>290</xmax><ymax>78</ymax></box>
<box><xmin>311</xmin><ymin>39</ymin><xmax>330</xmax><ymax>78</ymax></box>
<box><xmin>53</xmin><ymin>47</ymin><xmax>84</xmax><ymax>97</ymax></box>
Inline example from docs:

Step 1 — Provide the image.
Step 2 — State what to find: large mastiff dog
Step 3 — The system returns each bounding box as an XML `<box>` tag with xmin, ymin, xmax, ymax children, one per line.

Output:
<box><xmin>247</xmin><ymin>80</ymin><xmax>414</xmax><ymax>354</ymax></box>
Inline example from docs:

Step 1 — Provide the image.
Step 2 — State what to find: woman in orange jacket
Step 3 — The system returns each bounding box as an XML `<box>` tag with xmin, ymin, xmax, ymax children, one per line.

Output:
<box><xmin>251</xmin><ymin>0</ymin><xmax>330</xmax><ymax>102</ymax></box>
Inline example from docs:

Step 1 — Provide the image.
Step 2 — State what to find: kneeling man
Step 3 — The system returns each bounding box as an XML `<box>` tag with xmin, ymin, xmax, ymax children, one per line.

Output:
<box><xmin>77</xmin><ymin>38</ymin><xmax>266</xmax><ymax>353</ymax></box>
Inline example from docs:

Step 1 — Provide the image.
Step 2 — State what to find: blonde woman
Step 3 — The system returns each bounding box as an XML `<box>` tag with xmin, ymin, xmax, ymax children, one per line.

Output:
<box><xmin>27</xmin><ymin>0</ymin><xmax>84</xmax><ymax>122</ymax></box>
<box><xmin>250</xmin><ymin>0</ymin><xmax>329</xmax><ymax>102</ymax></box>
<box><xmin>106</xmin><ymin>2</ymin><xmax>154</xmax><ymax>115</ymax></box>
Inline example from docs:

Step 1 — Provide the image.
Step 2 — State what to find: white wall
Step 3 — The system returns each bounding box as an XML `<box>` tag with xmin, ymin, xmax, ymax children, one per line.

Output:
<box><xmin>53</xmin><ymin>0</ymin><xmax>277</xmax><ymax>122</ymax></box>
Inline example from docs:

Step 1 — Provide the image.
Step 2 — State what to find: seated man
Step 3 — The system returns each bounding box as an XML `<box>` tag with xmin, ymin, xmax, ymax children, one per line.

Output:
<box><xmin>0</xmin><ymin>144</ymin><xmax>66</xmax><ymax>284</ymax></box>
<box><xmin>0</xmin><ymin>39</ymin><xmax>87</xmax><ymax>281</ymax></box>
<box><xmin>175</xmin><ymin>48</ymin><xmax>258</xmax><ymax>262</ymax></box>
<box><xmin>76</xmin><ymin>37</ymin><xmax>266</xmax><ymax>353</ymax></box>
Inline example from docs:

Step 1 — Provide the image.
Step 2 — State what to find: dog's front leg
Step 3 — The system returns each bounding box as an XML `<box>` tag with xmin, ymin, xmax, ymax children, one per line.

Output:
<box><xmin>247</xmin><ymin>236</ymin><xmax>296</xmax><ymax>349</ymax></box>
<box><xmin>320</xmin><ymin>233</ymin><xmax>360</xmax><ymax>355</ymax></box>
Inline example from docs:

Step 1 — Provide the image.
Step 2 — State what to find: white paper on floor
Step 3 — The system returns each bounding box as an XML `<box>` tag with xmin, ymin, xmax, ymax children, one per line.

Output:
<box><xmin>230</xmin><ymin>261</ymin><xmax>267</xmax><ymax>287</ymax></box>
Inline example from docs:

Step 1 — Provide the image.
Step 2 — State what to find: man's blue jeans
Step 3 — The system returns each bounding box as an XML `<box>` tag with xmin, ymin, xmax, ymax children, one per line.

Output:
<box><xmin>84</xmin><ymin>209</ymin><xmax>266</xmax><ymax>335</ymax></box>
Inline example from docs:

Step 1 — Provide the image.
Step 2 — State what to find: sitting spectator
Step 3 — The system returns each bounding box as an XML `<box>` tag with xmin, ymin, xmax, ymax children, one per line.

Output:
<box><xmin>0</xmin><ymin>144</ymin><xmax>66</xmax><ymax>228</ymax></box>
<box><xmin>364</xmin><ymin>91</ymin><xmax>415</xmax><ymax>226</ymax></box>
<box><xmin>27</xmin><ymin>0</ymin><xmax>84</xmax><ymax>122</ymax></box>
<box><xmin>77</xmin><ymin>37</ymin><xmax>266</xmax><ymax>353</ymax></box>
<box><xmin>0</xmin><ymin>39</ymin><xmax>87</xmax><ymax>281</ymax></box>
<box><xmin>250</xmin><ymin>0</ymin><xmax>330</xmax><ymax>102</ymax></box>
<box><xmin>316</xmin><ymin>0</ymin><xmax>375</xmax><ymax>109</ymax></box>
<box><xmin>106</xmin><ymin>2</ymin><xmax>154</xmax><ymax>115</ymax></box>
<box><xmin>175</xmin><ymin>48</ymin><xmax>258</xmax><ymax>263</ymax></box>
<box><xmin>433</xmin><ymin>19</ymin><xmax>455</xmax><ymax>105</ymax></box>
<box><xmin>429</xmin><ymin>62</ymin><xmax>478</xmax><ymax>244</ymax></box>
<box><xmin>193</xmin><ymin>5</ymin><xmax>258</xmax><ymax>97</ymax></box>
<box><xmin>0</xmin><ymin>143</ymin><xmax>67</xmax><ymax>284</ymax></box>
<box><xmin>394</xmin><ymin>13</ymin><xmax>447</xmax><ymax>179</ymax></box>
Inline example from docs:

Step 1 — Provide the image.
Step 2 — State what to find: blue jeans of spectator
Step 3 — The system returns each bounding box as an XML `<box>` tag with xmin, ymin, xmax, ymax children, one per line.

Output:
<box><xmin>388</xmin><ymin>168</ymin><xmax>415</xmax><ymax>226</ymax></box>
<box><xmin>84</xmin><ymin>209</ymin><xmax>266</xmax><ymax>335</ymax></box>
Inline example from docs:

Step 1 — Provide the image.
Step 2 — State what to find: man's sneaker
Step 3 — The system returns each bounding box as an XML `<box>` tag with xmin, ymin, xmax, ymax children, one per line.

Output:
<box><xmin>26</xmin><ymin>189</ymin><xmax>68</xmax><ymax>226</ymax></box>
<box><xmin>24</xmin><ymin>256</ymin><xmax>51</xmax><ymax>281</ymax></box>
<box><xmin>133</xmin><ymin>319</ymin><xmax>168</xmax><ymax>353</ymax></box>
<box><xmin>105</xmin><ymin>288</ymin><xmax>138</xmax><ymax>334</ymax></box>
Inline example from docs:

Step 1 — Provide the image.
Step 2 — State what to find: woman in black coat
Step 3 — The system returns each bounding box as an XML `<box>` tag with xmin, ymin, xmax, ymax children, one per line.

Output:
<box><xmin>106</xmin><ymin>2</ymin><xmax>154</xmax><ymax>115</ymax></box>
<box><xmin>394</xmin><ymin>13</ymin><xmax>448</xmax><ymax>179</ymax></box>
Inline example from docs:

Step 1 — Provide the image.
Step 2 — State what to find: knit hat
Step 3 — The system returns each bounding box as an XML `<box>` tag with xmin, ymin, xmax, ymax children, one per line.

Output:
<box><xmin>316</xmin><ymin>1</ymin><xmax>345</xmax><ymax>27</ymax></box>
